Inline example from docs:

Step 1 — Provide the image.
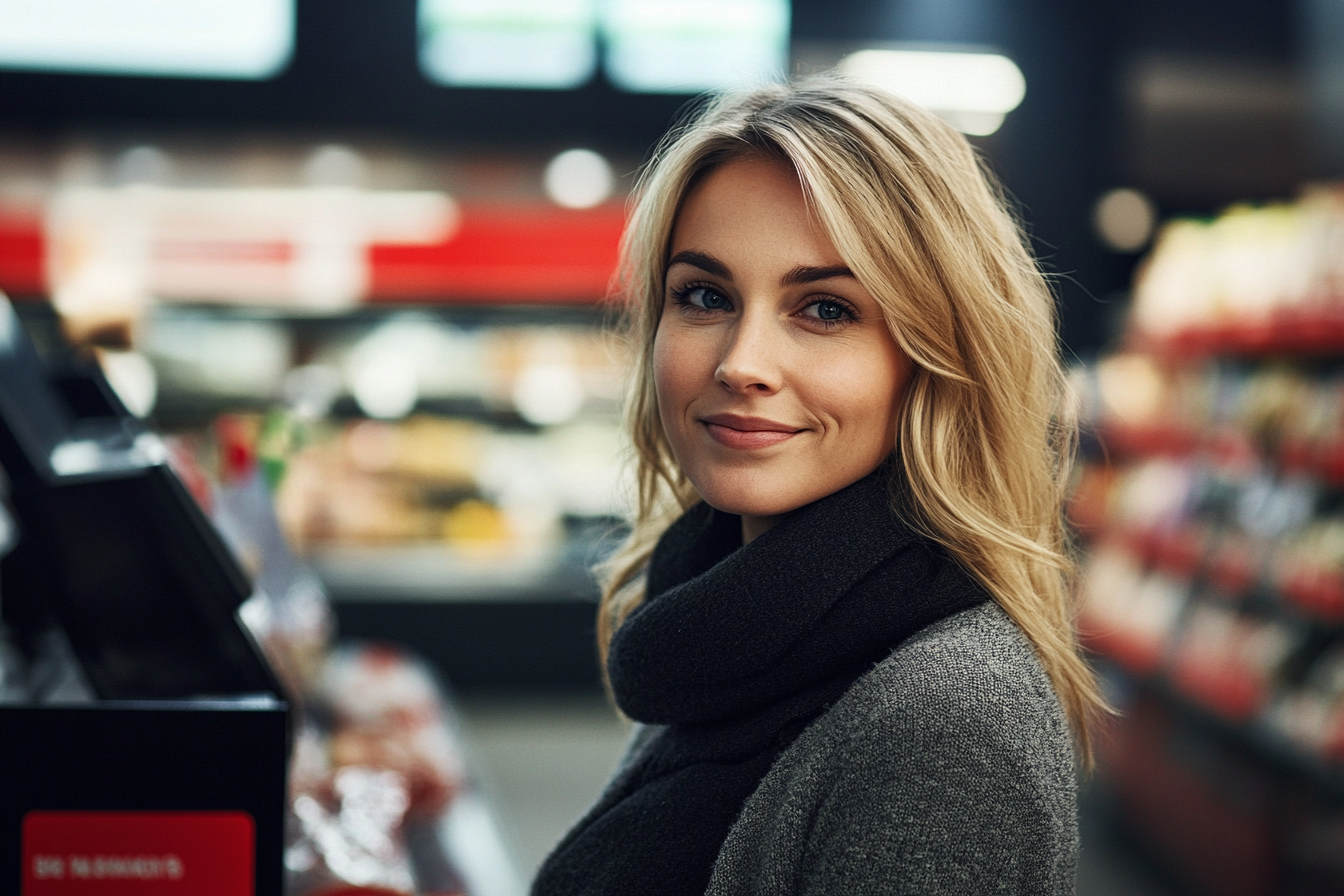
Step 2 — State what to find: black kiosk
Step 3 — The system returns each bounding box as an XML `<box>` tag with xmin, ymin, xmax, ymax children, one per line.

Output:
<box><xmin>0</xmin><ymin>294</ymin><xmax>288</xmax><ymax>896</ymax></box>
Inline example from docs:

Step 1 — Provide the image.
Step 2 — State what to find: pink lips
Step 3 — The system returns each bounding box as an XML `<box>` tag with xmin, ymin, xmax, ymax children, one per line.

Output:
<box><xmin>701</xmin><ymin>413</ymin><xmax>801</xmax><ymax>450</ymax></box>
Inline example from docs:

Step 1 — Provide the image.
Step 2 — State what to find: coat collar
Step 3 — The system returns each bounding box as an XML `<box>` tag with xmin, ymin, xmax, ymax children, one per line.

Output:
<box><xmin>609</xmin><ymin>468</ymin><xmax>987</xmax><ymax>725</ymax></box>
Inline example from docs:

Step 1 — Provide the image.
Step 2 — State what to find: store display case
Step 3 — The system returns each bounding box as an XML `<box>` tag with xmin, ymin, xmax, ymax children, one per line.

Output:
<box><xmin>0</xmin><ymin>293</ymin><xmax>290</xmax><ymax>894</ymax></box>
<box><xmin>1</xmin><ymin>292</ymin><xmax>526</xmax><ymax>895</ymax></box>
<box><xmin>1073</xmin><ymin>190</ymin><xmax>1344</xmax><ymax>896</ymax></box>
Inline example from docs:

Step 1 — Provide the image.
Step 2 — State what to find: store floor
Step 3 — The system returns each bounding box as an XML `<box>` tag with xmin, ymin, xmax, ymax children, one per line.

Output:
<box><xmin>455</xmin><ymin>694</ymin><xmax>1184</xmax><ymax>896</ymax></box>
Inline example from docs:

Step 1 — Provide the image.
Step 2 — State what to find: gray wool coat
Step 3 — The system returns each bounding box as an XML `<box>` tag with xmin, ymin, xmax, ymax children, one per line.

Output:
<box><xmin>603</xmin><ymin>602</ymin><xmax>1078</xmax><ymax>896</ymax></box>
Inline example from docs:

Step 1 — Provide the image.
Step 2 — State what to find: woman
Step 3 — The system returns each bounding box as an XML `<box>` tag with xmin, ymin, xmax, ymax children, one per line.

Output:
<box><xmin>533</xmin><ymin>76</ymin><xmax>1104</xmax><ymax>896</ymax></box>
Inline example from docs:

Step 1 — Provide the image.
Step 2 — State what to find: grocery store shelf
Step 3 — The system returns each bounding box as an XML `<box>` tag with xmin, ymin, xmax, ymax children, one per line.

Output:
<box><xmin>1089</xmin><ymin>420</ymin><xmax>1344</xmax><ymax>490</ymax></box>
<box><xmin>1097</xmin><ymin>658</ymin><xmax>1344</xmax><ymax>802</ymax></box>
<box><xmin>1130</xmin><ymin>314</ymin><xmax>1344</xmax><ymax>360</ymax></box>
<box><xmin>1076</xmin><ymin>522</ymin><xmax>1344</xmax><ymax>629</ymax></box>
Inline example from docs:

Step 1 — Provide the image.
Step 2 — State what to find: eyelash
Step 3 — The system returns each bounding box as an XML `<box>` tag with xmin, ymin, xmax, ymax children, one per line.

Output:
<box><xmin>669</xmin><ymin>282</ymin><xmax>729</xmax><ymax>316</ymax></box>
<box><xmin>668</xmin><ymin>282</ymin><xmax>859</xmax><ymax>329</ymax></box>
<box><xmin>801</xmin><ymin>297</ymin><xmax>859</xmax><ymax>329</ymax></box>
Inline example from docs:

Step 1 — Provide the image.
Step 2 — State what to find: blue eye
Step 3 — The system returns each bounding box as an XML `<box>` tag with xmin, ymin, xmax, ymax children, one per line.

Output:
<box><xmin>690</xmin><ymin>287</ymin><xmax>730</xmax><ymax>309</ymax></box>
<box><xmin>674</xmin><ymin>285</ymin><xmax>732</xmax><ymax>311</ymax></box>
<box><xmin>803</xmin><ymin>298</ymin><xmax>855</xmax><ymax>323</ymax></box>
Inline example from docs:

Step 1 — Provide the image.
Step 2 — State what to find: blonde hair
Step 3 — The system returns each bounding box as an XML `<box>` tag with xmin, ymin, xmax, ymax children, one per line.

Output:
<box><xmin>599</xmin><ymin>76</ymin><xmax>1105</xmax><ymax>759</ymax></box>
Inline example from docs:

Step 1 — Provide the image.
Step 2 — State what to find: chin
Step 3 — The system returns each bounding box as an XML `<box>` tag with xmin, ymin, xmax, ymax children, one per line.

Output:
<box><xmin>691</xmin><ymin>470</ymin><xmax>823</xmax><ymax>520</ymax></box>
<box><xmin>684</xmin><ymin>451</ymin><xmax>894</xmax><ymax>522</ymax></box>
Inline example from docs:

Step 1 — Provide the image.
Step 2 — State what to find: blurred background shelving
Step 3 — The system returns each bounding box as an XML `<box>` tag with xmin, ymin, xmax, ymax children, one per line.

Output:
<box><xmin>1074</xmin><ymin>192</ymin><xmax>1344</xmax><ymax>895</ymax></box>
<box><xmin>5</xmin><ymin>0</ymin><xmax>1344</xmax><ymax>894</ymax></box>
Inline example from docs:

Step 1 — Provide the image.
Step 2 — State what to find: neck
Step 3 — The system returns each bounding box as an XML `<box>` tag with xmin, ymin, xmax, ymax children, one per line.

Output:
<box><xmin>741</xmin><ymin>513</ymin><xmax>788</xmax><ymax>544</ymax></box>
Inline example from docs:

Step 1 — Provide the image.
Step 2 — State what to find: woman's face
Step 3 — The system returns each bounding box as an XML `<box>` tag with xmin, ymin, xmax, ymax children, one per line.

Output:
<box><xmin>654</xmin><ymin>155</ymin><xmax>914</xmax><ymax>541</ymax></box>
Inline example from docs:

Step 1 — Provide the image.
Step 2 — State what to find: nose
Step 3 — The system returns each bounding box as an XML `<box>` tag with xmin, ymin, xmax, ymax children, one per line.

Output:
<box><xmin>714</xmin><ymin>309</ymin><xmax>783</xmax><ymax>394</ymax></box>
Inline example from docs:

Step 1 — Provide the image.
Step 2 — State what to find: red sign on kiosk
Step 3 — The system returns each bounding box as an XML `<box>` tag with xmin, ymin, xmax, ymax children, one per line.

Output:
<box><xmin>22</xmin><ymin>811</ymin><xmax>254</xmax><ymax>896</ymax></box>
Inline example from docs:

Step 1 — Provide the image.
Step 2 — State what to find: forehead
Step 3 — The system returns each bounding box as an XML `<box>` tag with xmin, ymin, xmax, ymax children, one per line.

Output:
<box><xmin>669</xmin><ymin>156</ymin><xmax>842</xmax><ymax>268</ymax></box>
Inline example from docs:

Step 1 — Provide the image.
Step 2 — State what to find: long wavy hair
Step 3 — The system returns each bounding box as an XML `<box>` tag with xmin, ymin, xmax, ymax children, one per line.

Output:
<box><xmin>598</xmin><ymin>76</ymin><xmax>1104</xmax><ymax>759</ymax></box>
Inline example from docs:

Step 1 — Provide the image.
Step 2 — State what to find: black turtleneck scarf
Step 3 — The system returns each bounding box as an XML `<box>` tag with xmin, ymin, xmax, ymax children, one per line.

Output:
<box><xmin>531</xmin><ymin>470</ymin><xmax>989</xmax><ymax>896</ymax></box>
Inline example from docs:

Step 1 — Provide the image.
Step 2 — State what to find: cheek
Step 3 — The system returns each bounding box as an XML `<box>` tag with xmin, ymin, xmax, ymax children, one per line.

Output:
<box><xmin>652</xmin><ymin>327</ymin><xmax>693</xmax><ymax>443</ymax></box>
<box><xmin>652</xmin><ymin>324</ymin><xmax>708</xmax><ymax>417</ymax></box>
<box><xmin>821</xmin><ymin>343</ymin><xmax>910</xmax><ymax>449</ymax></box>
<box><xmin>651</xmin><ymin>328</ymin><xmax>678</xmax><ymax>413</ymax></box>
<box><xmin>874</xmin><ymin>353</ymin><xmax>914</xmax><ymax>449</ymax></box>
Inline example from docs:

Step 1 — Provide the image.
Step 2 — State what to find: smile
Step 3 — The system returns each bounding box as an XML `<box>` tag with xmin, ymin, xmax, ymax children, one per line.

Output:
<box><xmin>701</xmin><ymin>414</ymin><xmax>801</xmax><ymax>450</ymax></box>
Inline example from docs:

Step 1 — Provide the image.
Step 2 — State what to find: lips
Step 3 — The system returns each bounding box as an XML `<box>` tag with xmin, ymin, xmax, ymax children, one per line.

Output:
<box><xmin>700</xmin><ymin>413</ymin><xmax>801</xmax><ymax>450</ymax></box>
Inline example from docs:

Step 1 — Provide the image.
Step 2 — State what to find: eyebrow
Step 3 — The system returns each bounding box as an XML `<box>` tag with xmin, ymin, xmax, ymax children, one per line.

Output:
<box><xmin>781</xmin><ymin>264</ymin><xmax>856</xmax><ymax>286</ymax></box>
<box><xmin>666</xmin><ymin>250</ymin><xmax>856</xmax><ymax>287</ymax></box>
<box><xmin>666</xmin><ymin>250</ymin><xmax>730</xmax><ymax>279</ymax></box>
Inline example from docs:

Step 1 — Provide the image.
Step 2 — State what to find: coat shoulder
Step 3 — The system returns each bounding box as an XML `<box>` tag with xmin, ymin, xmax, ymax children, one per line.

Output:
<box><xmin>847</xmin><ymin>601</ymin><xmax>1068</xmax><ymax>740</ymax></box>
<box><xmin>707</xmin><ymin>602</ymin><xmax>1079</xmax><ymax>896</ymax></box>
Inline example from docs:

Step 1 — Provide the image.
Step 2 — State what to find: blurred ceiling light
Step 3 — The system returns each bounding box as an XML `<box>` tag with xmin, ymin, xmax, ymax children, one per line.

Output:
<box><xmin>350</xmin><ymin>353</ymin><xmax>418</xmax><ymax>421</ymax></box>
<box><xmin>0</xmin><ymin>0</ymin><xmax>293</xmax><ymax>79</ymax></box>
<box><xmin>544</xmin><ymin>149</ymin><xmax>613</xmax><ymax>209</ymax></box>
<box><xmin>511</xmin><ymin>334</ymin><xmax>585</xmax><ymax>426</ymax></box>
<box><xmin>838</xmin><ymin>48</ymin><xmax>1026</xmax><ymax>136</ymax></box>
<box><xmin>603</xmin><ymin>0</ymin><xmax>789</xmax><ymax>93</ymax></box>
<box><xmin>419</xmin><ymin>0</ymin><xmax>597</xmax><ymax>89</ymax></box>
<box><xmin>114</xmin><ymin>146</ymin><xmax>172</xmax><ymax>186</ymax></box>
<box><xmin>346</xmin><ymin>316</ymin><xmax>453</xmax><ymax>420</ymax></box>
<box><xmin>302</xmin><ymin>145</ymin><xmax>368</xmax><ymax>189</ymax></box>
<box><xmin>512</xmin><ymin>362</ymin><xmax>584</xmax><ymax>425</ymax></box>
<box><xmin>1093</xmin><ymin>187</ymin><xmax>1158</xmax><ymax>253</ymax></box>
